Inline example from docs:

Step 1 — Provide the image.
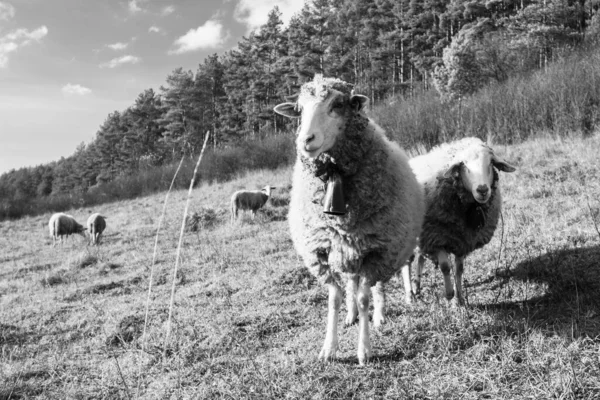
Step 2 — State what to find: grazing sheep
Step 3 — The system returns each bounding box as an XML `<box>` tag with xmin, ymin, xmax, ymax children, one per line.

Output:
<box><xmin>274</xmin><ymin>75</ymin><xmax>424</xmax><ymax>365</ymax></box>
<box><xmin>48</xmin><ymin>213</ymin><xmax>86</xmax><ymax>247</ymax></box>
<box><xmin>409</xmin><ymin>137</ymin><xmax>516</xmax><ymax>305</ymax></box>
<box><xmin>230</xmin><ymin>186</ymin><xmax>276</xmax><ymax>222</ymax></box>
<box><xmin>87</xmin><ymin>213</ymin><xmax>106</xmax><ymax>245</ymax></box>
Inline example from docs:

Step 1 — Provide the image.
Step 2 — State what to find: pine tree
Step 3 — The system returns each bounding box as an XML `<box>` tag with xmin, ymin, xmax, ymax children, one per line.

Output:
<box><xmin>159</xmin><ymin>68</ymin><xmax>204</xmax><ymax>157</ymax></box>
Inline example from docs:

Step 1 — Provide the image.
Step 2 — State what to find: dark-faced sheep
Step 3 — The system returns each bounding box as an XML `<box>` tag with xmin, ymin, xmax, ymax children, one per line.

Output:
<box><xmin>87</xmin><ymin>213</ymin><xmax>106</xmax><ymax>245</ymax></box>
<box><xmin>409</xmin><ymin>137</ymin><xmax>516</xmax><ymax>305</ymax></box>
<box><xmin>274</xmin><ymin>75</ymin><xmax>424</xmax><ymax>365</ymax></box>
<box><xmin>230</xmin><ymin>186</ymin><xmax>276</xmax><ymax>223</ymax></box>
<box><xmin>48</xmin><ymin>213</ymin><xmax>86</xmax><ymax>247</ymax></box>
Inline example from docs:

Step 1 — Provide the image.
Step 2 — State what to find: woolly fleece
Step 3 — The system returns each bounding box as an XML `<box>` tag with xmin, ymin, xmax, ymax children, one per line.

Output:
<box><xmin>49</xmin><ymin>213</ymin><xmax>85</xmax><ymax>239</ymax></box>
<box><xmin>231</xmin><ymin>190</ymin><xmax>269</xmax><ymax>218</ymax></box>
<box><xmin>288</xmin><ymin>78</ymin><xmax>424</xmax><ymax>287</ymax></box>
<box><xmin>87</xmin><ymin>213</ymin><xmax>106</xmax><ymax>244</ymax></box>
<box><xmin>409</xmin><ymin>138</ymin><xmax>504</xmax><ymax>258</ymax></box>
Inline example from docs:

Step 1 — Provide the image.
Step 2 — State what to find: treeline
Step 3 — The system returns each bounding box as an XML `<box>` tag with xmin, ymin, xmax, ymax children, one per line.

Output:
<box><xmin>1</xmin><ymin>0</ymin><xmax>599</xmax><ymax>220</ymax></box>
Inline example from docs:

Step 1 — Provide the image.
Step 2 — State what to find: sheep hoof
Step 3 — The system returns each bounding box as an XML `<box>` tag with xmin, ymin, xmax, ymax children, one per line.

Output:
<box><xmin>405</xmin><ymin>291</ymin><xmax>417</xmax><ymax>305</ymax></box>
<box><xmin>451</xmin><ymin>297</ymin><xmax>465</xmax><ymax>308</ymax></box>
<box><xmin>318</xmin><ymin>346</ymin><xmax>337</xmax><ymax>362</ymax></box>
<box><xmin>411</xmin><ymin>280</ymin><xmax>421</xmax><ymax>295</ymax></box>
<box><xmin>357</xmin><ymin>348</ymin><xmax>372</xmax><ymax>366</ymax></box>
<box><xmin>372</xmin><ymin>313</ymin><xmax>385</xmax><ymax>329</ymax></box>
<box><xmin>344</xmin><ymin>315</ymin><xmax>358</xmax><ymax>328</ymax></box>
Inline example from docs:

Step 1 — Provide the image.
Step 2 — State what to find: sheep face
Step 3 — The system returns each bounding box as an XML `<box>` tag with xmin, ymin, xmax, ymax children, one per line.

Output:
<box><xmin>274</xmin><ymin>75</ymin><xmax>368</xmax><ymax>159</ymax></box>
<box><xmin>76</xmin><ymin>224</ymin><xmax>87</xmax><ymax>236</ymax></box>
<box><xmin>446</xmin><ymin>146</ymin><xmax>516</xmax><ymax>204</ymax></box>
<box><xmin>261</xmin><ymin>186</ymin><xmax>276</xmax><ymax>196</ymax></box>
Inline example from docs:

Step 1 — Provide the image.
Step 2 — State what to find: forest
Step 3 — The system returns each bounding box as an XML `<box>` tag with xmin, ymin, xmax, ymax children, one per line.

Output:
<box><xmin>1</xmin><ymin>0</ymin><xmax>599</xmax><ymax>220</ymax></box>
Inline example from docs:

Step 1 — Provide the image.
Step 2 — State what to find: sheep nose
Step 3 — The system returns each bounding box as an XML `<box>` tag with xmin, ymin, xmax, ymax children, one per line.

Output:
<box><xmin>304</xmin><ymin>134</ymin><xmax>315</xmax><ymax>146</ymax></box>
<box><xmin>476</xmin><ymin>185</ymin><xmax>489</xmax><ymax>197</ymax></box>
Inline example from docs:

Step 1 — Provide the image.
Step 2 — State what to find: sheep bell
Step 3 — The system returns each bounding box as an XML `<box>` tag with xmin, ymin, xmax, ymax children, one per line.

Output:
<box><xmin>323</xmin><ymin>172</ymin><xmax>346</xmax><ymax>215</ymax></box>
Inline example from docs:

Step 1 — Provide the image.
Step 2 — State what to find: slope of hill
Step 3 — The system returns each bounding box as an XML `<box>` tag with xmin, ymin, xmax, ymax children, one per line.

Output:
<box><xmin>1</xmin><ymin>134</ymin><xmax>599</xmax><ymax>398</ymax></box>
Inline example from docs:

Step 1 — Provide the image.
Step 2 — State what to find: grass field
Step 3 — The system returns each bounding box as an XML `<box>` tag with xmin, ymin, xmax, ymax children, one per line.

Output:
<box><xmin>1</xmin><ymin>134</ymin><xmax>600</xmax><ymax>399</ymax></box>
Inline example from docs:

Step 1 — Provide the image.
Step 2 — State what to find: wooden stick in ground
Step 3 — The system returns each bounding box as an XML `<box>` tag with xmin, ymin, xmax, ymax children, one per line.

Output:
<box><xmin>163</xmin><ymin>131</ymin><xmax>211</xmax><ymax>359</ymax></box>
<box><xmin>136</xmin><ymin>155</ymin><xmax>185</xmax><ymax>397</ymax></box>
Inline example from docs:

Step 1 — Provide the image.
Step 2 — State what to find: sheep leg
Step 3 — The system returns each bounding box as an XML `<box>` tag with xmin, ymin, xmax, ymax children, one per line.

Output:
<box><xmin>372</xmin><ymin>281</ymin><xmax>386</xmax><ymax>328</ymax></box>
<box><xmin>437</xmin><ymin>251</ymin><xmax>454</xmax><ymax>301</ymax></box>
<box><xmin>344</xmin><ymin>275</ymin><xmax>359</xmax><ymax>327</ymax></box>
<box><xmin>356</xmin><ymin>278</ymin><xmax>372</xmax><ymax>365</ymax></box>
<box><xmin>454</xmin><ymin>256</ymin><xmax>465</xmax><ymax>306</ymax></box>
<box><xmin>401</xmin><ymin>262</ymin><xmax>415</xmax><ymax>304</ymax></box>
<box><xmin>412</xmin><ymin>254</ymin><xmax>426</xmax><ymax>295</ymax></box>
<box><xmin>319</xmin><ymin>281</ymin><xmax>342</xmax><ymax>362</ymax></box>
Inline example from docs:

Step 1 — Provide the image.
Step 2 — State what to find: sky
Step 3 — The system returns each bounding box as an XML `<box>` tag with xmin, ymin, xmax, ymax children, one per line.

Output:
<box><xmin>0</xmin><ymin>0</ymin><xmax>305</xmax><ymax>174</ymax></box>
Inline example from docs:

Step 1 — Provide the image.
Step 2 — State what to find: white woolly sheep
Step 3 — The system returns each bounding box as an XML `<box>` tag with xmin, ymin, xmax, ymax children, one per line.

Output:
<box><xmin>48</xmin><ymin>212</ymin><xmax>86</xmax><ymax>247</ymax></box>
<box><xmin>409</xmin><ymin>137</ymin><xmax>516</xmax><ymax>305</ymax></box>
<box><xmin>87</xmin><ymin>213</ymin><xmax>107</xmax><ymax>245</ymax></box>
<box><xmin>230</xmin><ymin>186</ymin><xmax>276</xmax><ymax>223</ymax></box>
<box><xmin>274</xmin><ymin>75</ymin><xmax>424</xmax><ymax>365</ymax></box>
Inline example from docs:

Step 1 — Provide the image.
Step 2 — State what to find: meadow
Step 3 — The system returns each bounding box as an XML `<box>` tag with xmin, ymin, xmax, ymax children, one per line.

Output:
<box><xmin>1</xmin><ymin>133</ymin><xmax>600</xmax><ymax>399</ymax></box>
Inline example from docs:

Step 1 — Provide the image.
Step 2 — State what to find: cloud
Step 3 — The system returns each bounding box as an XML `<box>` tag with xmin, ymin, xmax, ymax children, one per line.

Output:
<box><xmin>100</xmin><ymin>54</ymin><xmax>141</xmax><ymax>68</ymax></box>
<box><xmin>0</xmin><ymin>2</ymin><xmax>15</xmax><ymax>21</ymax></box>
<box><xmin>128</xmin><ymin>0</ymin><xmax>142</xmax><ymax>13</ymax></box>
<box><xmin>161</xmin><ymin>5</ymin><xmax>174</xmax><ymax>16</ymax></box>
<box><xmin>0</xmin><ymin>25</ymin><xmax>48</xmax><ymax>68</ymax></box>
<box><xmin>148</xmin><ymin>26</ymin><xmax>164</xmax><ymax>34</ymax></box>
<box><xmin>107</xmin><ymin>41</ymin><xmax>128</xmax><ymax>50</ymax></box>
<box><xmin>5</xmin><ymin>25</ymin><xmax>48</xmax><ymax>42</ymax></box>
<box><xmin>169</xmin><ymin>20</ymin><xmax>228</xmax><ymax>54</ymax></box>
<box><xmin>234</xmin><ymin>0</ymin><xmax>304</xmax><ymax>33</ymax></box>
<box><xmin>62</xmin><ymin>83</ymin><xmax>92</xmax><ymax>96</ymax></box>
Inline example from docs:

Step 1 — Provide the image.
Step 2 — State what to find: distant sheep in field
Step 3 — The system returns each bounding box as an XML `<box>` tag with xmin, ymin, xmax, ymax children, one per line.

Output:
<box><xmin>274</xmin><ymin>75</ymin><xmax>424</xmax><ymax>365</ymax></box>
<box><xmin>48</xmin><ymin>213</ymin><xmax>86</xmax><ymax>247</ymax></box>
<box><xmin>230</xmin><ymin>186</ymin><xmax>276</xmax><ymax>223</ymax></box>
<box><xmin>87</xmin><ymin>213</ymin><xmax>106</xmax><ymax>245</ymax></box>
<box><xmin>409</xmin><ymin>137</ymin><xmax>516</xmax><ymax>305</ymax></box>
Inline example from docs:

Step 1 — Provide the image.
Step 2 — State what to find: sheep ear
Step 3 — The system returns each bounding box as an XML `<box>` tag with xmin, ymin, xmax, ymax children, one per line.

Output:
<box><xmin>443</xmin><ymin>162</ymin><xmax>463</xmax><ymax>179</ymax></box>
<box><xmin>274</xmin><ymin>103</ymin><xmax>301</xmax><ymax>119</ymax></box>
<box><xmin>492</xmin><ymin>155</ymin><xmax>516</xmax><ymax>173</ymax></box>
<box><xmin>349</xmin><ymin>94</ymin><xmax>368</xmax><ymax>112</ymax></box>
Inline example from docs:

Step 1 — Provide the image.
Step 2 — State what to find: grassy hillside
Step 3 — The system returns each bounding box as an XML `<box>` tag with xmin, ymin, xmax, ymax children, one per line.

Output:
<box><xmin>1</xmin><ymin>134</ymin><xmax>600</xmax><ymax>399</ymax></box>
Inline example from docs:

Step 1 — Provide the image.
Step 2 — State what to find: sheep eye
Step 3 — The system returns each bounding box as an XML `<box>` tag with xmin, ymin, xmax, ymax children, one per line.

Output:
<box><xmin>332</xmin><ymin>100</ymin><xmax>344</xmax><ymax>110</ymax></box>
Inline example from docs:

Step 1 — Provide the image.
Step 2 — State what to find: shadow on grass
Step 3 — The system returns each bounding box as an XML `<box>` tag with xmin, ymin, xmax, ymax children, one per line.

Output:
<box><xmin>476</xmin><ymin>244</ymin><xmax>600</xmax><ymax>338</ymax></box>
<box><xmin>0</xmin><ymin>323</ymin><xmax>32</xmax><ymax>347</ymax></box>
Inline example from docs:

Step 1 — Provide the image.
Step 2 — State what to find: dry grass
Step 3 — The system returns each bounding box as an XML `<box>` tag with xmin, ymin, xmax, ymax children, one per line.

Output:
<box><xmin>1</xmin><ymin>136</ymin><xmax>600</xmax><ymax>399</ymax></box>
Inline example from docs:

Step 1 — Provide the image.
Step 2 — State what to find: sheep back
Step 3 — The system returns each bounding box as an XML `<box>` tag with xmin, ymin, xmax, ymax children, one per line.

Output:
<box><xmin>49</xmin><ymin>213</ymin><xmax>84</xmax><ymax>237</ymax></box>
<box><xmin>87</xmin><ymin>213</ymin><xmax>106</xmax><ymax>235</ymax></box>
<box><xmin>289</xmin><ymin>114</ymin><xmax>424</xmax><ymax>286</ymax></box>
<box><xmin>232</xmin><ymin>191</ymin><xmax>269</xmax><ymax>211</ymax></box>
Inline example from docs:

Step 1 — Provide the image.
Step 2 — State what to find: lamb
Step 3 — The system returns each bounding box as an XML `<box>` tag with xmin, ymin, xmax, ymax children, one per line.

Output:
<box><xmin>87</xmin><ymin>213</ymin><xmax>107</xmax><ymax>245</ymax></box>
<box><xmin>409</xmin><ymin>137</ymin><xmax>516</xmax><ymax>305</ymax></box>
<box><xmin>274</xmin><ymin>75</ymin><xmax>424</xmax><ymax>365</ymax></box>
<box><xmin>230</xmin><ymin>186</ymin><xmax>276</xmax><ymax>223</ymax></box>
<box><xmin>48</xmin><ymin>212</ymin><xmax>86</xmax><ymax>247</ymax></box>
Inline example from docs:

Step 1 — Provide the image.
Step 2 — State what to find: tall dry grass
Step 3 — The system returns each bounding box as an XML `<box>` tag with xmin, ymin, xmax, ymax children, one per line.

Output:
<box><xmin>373</xmin><ymin>45</ymin><xmax>600</xmax><ymax>150</ymax></box>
